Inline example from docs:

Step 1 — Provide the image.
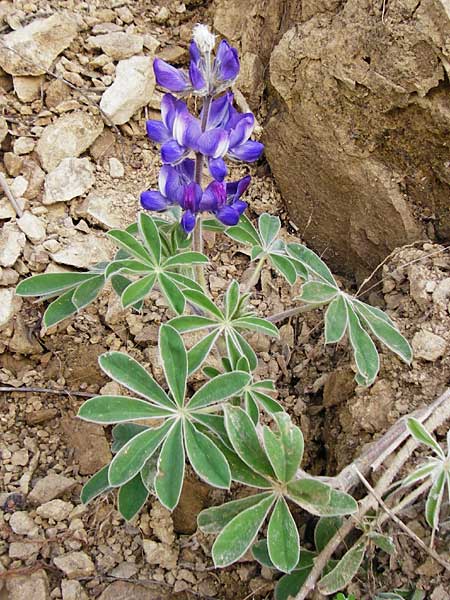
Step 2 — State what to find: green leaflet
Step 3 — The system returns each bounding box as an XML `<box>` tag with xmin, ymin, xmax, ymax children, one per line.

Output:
<box><xmin>108</xmin><ymin>421</ymin><xmax>173</xmax><ymax>486</ymax></box>
<box><xmin>407</xmin><ymin>418</ymin><xmax>445</xmax><ymax>458</ymax></box>
<box><xmin>225</xmin><ymin>280</ymin><xmax>240</xmax><ymax>319</ymax></box>
<box><xmin>121</xmin><ymin>273</ymin><xmax>156</xmax><ymax>308</ymax></box>
<box><xmin>111</xmin><ymin>423</ymin><xmax>148</xmax><ymax>453</ymax></box>
<box><xmin>233</xmin><ymin>316</ymin><xmax>279</xmax><ymax>338</ymax></box>
<box><xmin>188</xmin><ymin>371</ymin><xmax>251</xmax><ymax>410</ymax></box>
<box><xmin>107</xmin><ymin>229</ymin><xmax>153</xmax><ymax>265</ymax></box>
<box><xmin>287</xmin><ymin>479</ymin><xmax>357</xmax><ymax>516</ymax></box>
<box><xmin>270</xmin><ymin>253</ymin><xmax>297</xmax><ymax>285</ymax></box>
<box><xmin>155</xmin><ymin>419</ymin><xmax>185</xmax><ymax>510</ymax></box>
<box><xmin>267</xmin><ymin>497</ymin><xmax>300</xmax><ymax>573</ymax></box>
<box><xmin>259</xmin><ymin>213</ymin><xmax>281</xmax><ymax>248</ymax></box>
<box><xmin>43</xmin><ymin>288</ymin><xmax>78</xmax><ymax>328</ymax></box>
<box><xmin>346</xmin><ymin>301</ymin><xmax>379</xmax><ymax>386</ymax></box>
<box><xmin>325</xmin><ymin>294</ymin><xmax>348</xmax><ymax>344</ymax></box>
<box><xmin>184</xmin><ymin>420</ymin><xmax>231</xmax><ymax>488</ymax></box>
<box><xmin>212</xmin><ymin>493</ymin><xmax>275</xmax><ymax>567</ymax></box>
<box><xmin>99</xmin><ymin>352</ymin><xmax>174</xmax><ymax>409</ymax></box>
<box><xmin>78</xmin><ymin>396</ymin><xmax>173</xmax><ymax>424</ymax></box>
<box><xmin>16</xmin><ymin>271</ymin><xmax>99</xmax><ymax>296</ymax></box>
<box><xmin>159</xmin><ymin>324</ymin><xmax>187</xmax><ymax>407</ymax></box>
<box><xmin>300</xmin><ymin>281</ymin><xmax>339</xmax><ymax>304</ymax></box>
<box><xmin>425</xmin><ymin>469</ymin><xmax>446</xmax><ymax>530</ymax></box>
<box><xmin>287</xmin><ymin>243</ymin><xmax>337</xmax><ymax>286</ymax></box>
<box><xmin>117</xmin><ymin>473</ymin><xmax>149</xmax><ymax>521</ymax></box>
<box><xmin>138</xmin><ymin>212</ymin><xmax>161</xmax><ymax>264</ymax></box>
<box><xmin>198</xmin><ymin>492</ymin><xmax>273</xmax><ymax>534</ymax></box>
<box><xmin>314</xmin><ymin>517</ymin><xmax>343</xmax><ymax>552</ymax></box>
<box><xmin>80</xmin><ymin>465</ymin><xmax>110</xmax><ymax>504</ymax></box>
<box><xmin>158</xmin><ymin>272</ymin><xmax>186</xmax><ymax>314</ymax></box>
<box><xmin>187</xmin><ymin>329</ymin><xmax>220</xmax><ymax>374</ymax></box>
<box><xmin>318</xmin><ymin>541</ymin><xmax>367</xmax><ymax>595</ymax></box>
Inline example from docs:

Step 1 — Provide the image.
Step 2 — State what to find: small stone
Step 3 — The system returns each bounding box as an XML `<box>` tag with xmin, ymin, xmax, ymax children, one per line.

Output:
<box><xmin>412</xmin><ymin>330</ymin><xmax>447</xmax><ymax>361</ymax></box>
<box><xmin>11</xmin><ymin>448</ymin><xmax>29</xmax><ymax>466</ymax></box>
<box><xmin>80</xmin><ymin>190</ymin><xmax>130</xmax><ymax>229</ymax></box>
<box><xmin>36</xmin><ymin>111</ymin><xmax>104</xmax><ymax>172</ymax></box>
<box><xmin>51</xmin><ymin>234</ymin><xmax>113</xmax><ymax>269</ymax></box>
<box><xmin>0</xmin><ymin>115</ymin><xmax>8</xmax><ymax>143</ymax></box>
<box><xmin>13</xmin><ymin>74</ymin><xmax>44</xmax><ymax>102</ymax></box>
<box><xmin>155</xmin><ymin>6</ymin><xmax>170</xmax><ymax>23</ymax></box>
<box><xmin>143</xmin><ymin>34</ymin><xmax>160</xmax><ymax>53</ymax></box>
<box><xmin>28</xmin><ymin>473</ymin><xmax>76</xmax><ymax>504</ymax></box>
<box><xmin>142</xmin><ymin>539</ymin><xmax>178</xmax><ymax>569</ymax></box>
<box><xmin>0</xmin><ymin>288</ymin><xmax>18</xmax><ymax>327</ymax></box>
<box><xmin>0</xmin><ymin>14</ymin><xmax>78</xmax><ymax>76</ymax></box>
<box><xmin>100</xmin><ymin>56</ymin><xmax>155</xmax><ymax>125</ymax></box>
<box><xmin>88</xmin><ymin>32</ymin><xmax>143</xmax><ymax>61</ymax></box>
<box><xmin>9</xmin><ymin>511</ymin><xmax>39</xmax><ymax>536</ymax></box>
<box><xmin>43</xmin><ymin>157</ymin><xmax>95</xmax><ymax>204</ymax></box>
<box><xmin>6</xmin><ymin>568</ymin><xmax>49</xmax><ymax>600</ymax></box>
<box><xmin>17</xmin><ymin>211</ymin><xmax>46</xmax><ymax>242</ymax></box>
<box><xmin>37</xmin><ymin>499</ymin><xmax>74</xmax><ymax>521</ymax></box>
<box><xmin>45</xmin><ymin>79</ymin><xmax>71</xmax><ymax>109</ymax></box>
<box><xmin>109</xmin><ymin>562</ymin><xmax>138</xmax><ymax>578</ymax></box>
<box><xmin>54</xmin><ymin>551</ymin><xmax>95</xmax><ymax>579</ymax></box>
<box><xmin>13</xmin><ymin>136</ymin><xmax>35</xmax><ymax>155</ymax></box>
<box><xmin>4</xmin><ymin>152</ymin><xmax>23</xmax><ymax>176</ymax></box>
<box><xmin>61</xmin><ymin>580</ymin><xmax>89</xmax><ymax>600</ymax></box>
<box><xmin>10</xmin><ymin>175</ymin><xmax>28</xmax><ymax>198</ymax></box>
<box><xmin>26</xmin><ymin>408</ymin><xmax>58</xmax><ymax>425</ymax></box>
<box><xmin>432</xmin><ymin>278</ymin><xmax>450</xmax><ymax>306</ymax></box>
<box><xmin>108</xmin><ymin>157</ymin><xmax>124</xmax><ymax>178</ymax></box>
<box><xmin>0</xmin><ymin>223</ymin><xmax>26</xmax><ymax>267</ymax></box>
<box><xmin>116</xmin><ymin>6</ymin><xmax>134</xmax><ymax>24</ymax></box>
<box><xmin>22</xmin><ymin>157</ymin><xmax>45</xmax><ymax>199</ymax></box>
<box><xmin>9</xmin><ymin>540</ymin><xmax>42</xmax><ymax>559</ymax></box>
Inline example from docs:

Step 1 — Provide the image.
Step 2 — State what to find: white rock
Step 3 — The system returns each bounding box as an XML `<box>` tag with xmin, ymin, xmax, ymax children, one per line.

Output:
<box><xmin>37</xmin><ymin>499</ymin><xmax>74</xmax><ymax>521</ymax></box>
<box><xmin>88</xmin><ymin>32</ymin><xmax>143</xmax><ymax>61</ymax></box>
<box><xmin>36</xmin><ymin>111</ymin><xmax>104</xmax><ymax>172</ymax></box>
<box><xmin>9</xmin><ymin>540</ymin><xmax>42</xmax><ymax>559</ymax></box>
<box><xmin>6</xmin><ymin>568</ymin><xmax>49</xmax><ymax>600</ymax></box>
<box><xmin>17</xmin><ymin>211</ymin><xmax>46</xmax><ymax>242</ymax></box>
<box><xmin>142</xmin><ymin>539</ymin><xmax>179</xmax><ymax>569</ymax></box>
<box><xmin>13</xmin><ymin>136</ymin><xmax>35</xmax><ymax>155</ymax></box>
<box><xmin>54</xmin><ymin>552</ymin><xmax>95</xmax><ymax>578</ymax></box>
<box><xmin>79</xmin><ymin>190</ymin><xmax>130</xmax><ymax>229</ymax></box>
<box><xmin>51</xmin><ymin>234</ymin><xmax>113</xmax><ymax>269</ymax></box>
<box><xmin>61</xmin><ymin>580</ymin><xmax>89</xmax><ymax>600</ymax></box>
<box><xmin>412</xmin><ymin>330</ymin><xmax>447</xmax><ymax>361</ymax></box>
<box><xmin>0</xmin><ymin>115</ymin><xmax>7</xmax><ymax>143</ymax></box>
<box><xmin>9</xmin><ymin>511</ymin><xmax>39</xmax><ymax>537</ymax></box>
<box><xmin>0</xmin><ymin>288</ymin><xmax>17</xmax><ymax>327</ymax></box>
<box><xmin>10</xmin><ymin>175</ymin><xmax>29</xmax><ymax>197</ymax></box>
<box><xmin>28</xmin><ymin>473</ymin><xmax>76</xmax><ymax>504</ymax></box>
<box><xmin>11</xmin><ymin>448</ymin><xmax>29</xmax><ymax>466</ymax></box>
<box><xmin>13</xmin><ymin>75</ymin><xmax>45</xmax><ymax>102</ymax></box>
<box><xmin>432</xmin><ymin>278</ymin><xmax>450</xmax><ymax>306</ymax></box>
<box><xmin>0</xmin><ymin>222</ymin><xmax>26</xmax><ymax>267</ymax></box>
<box><xmin>0</xmin><ymin>14</ymin><xmax>78</xmax><ymax>76</ymax></box>
<box><xmin>0</xmin><ymin>197</ymin><xmax>20</xmax><ymax>219</ymax></box>
<box><xmin>100</xmin><ymin>56</ymin><xmax>155</xmax><ymax>125</ymax></box>
<box><xmin>43</xmin><ymin>157</ymin><xmax>95</xmax><ymax>204</ymax></box>
<box><xmin>108</xmin><ymin>157</ymin><xmax>124</xmax><ymax>178</ymax></box>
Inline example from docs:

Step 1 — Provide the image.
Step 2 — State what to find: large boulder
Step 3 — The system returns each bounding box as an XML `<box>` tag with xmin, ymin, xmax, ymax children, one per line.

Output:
<box><xmin>214</xmin><ymin>0</ymin><xmax>450</xmax><ymax>276</ymax></box>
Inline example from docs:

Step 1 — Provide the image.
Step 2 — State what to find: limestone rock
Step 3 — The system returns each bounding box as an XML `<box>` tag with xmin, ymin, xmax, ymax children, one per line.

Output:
<box><xmin>0</xmin><ymin>288</ymin><xmax>19</xmax><ymax>328</ymax></box>
<box><xmin>142</xmin><ymin>539</ymin><xmax>179</xmax><ymax>569</ymax></box>
<box><xmin>54</xmin><ymin>552</ymin><xmax>95</xmax><ymax>579</ymax></box>
<box><xmin>22</xmin><ymin>157</ymin><xmax>45</xmax><ymax>199</ymax></box>
<box><xmin>0</xmin><ymin>223</ymin><xmax>26</xmax><ymax>267</ymax></box>
<box><xmin>43</xmin><ymin>157</ymin><xmax>95</xmax><ymax>204</ymax></box>
<box><xmin>412</xmin><ymin>330</ymin><xmax>447</xmax><ymax>361</ymax></box>
<box><xmin>0</xmin><ymin>115</ymin><xmax>7</xmax><ymax>142</ymax></box>
<box><xmin>17</xmin><ymin>211</ymin><xmax>46</xmax><ymax>242</ymax></box>
<box><xmin>28</xmin><ymin>473</ymin><xmax>76</xmax><ymax>504</ymax></box>
<box><xmin>36</xmin><ymin>111</ymin><xmax>104</xmax><ymax>172</ymax></box>
<box><xmin>432</xmin><ymin>278</ymin><xmax>450</xmax><ymax>306</ymax></box>
<box><xmin>0</xmin><ymin>14</ymin><xmax>78</xmax><ymax>76</ymax></box>
<box><xmin>214</xmin><ymin>0</ymin><xmax>450</xmax><ymax>274</ymax></box>
<box><xmin>100</xmin><ymin>56</ymin><xmax>155</xmax><ymax>125</ymax></box>
<box><xmin>6</xmin><ymin>569</ymin><xmax>49</xmax><ymax>600</ymax></box>
<box><xmin>9</xmin><ymin>511</ymin><xmax>39</xmax><ymax>537</ymax></box>
<box><xmin>13</xmin><ymin>75</ymin><xmax>44</xmax><ymax>102</ymax></box>
<box><xmin>79</xmin><ymin>189</ymin><xmax>136</xmax><ymax>229</ymax></box>
<box><xmin>37</xmin><ymin>499</ymin><xmax>74</xmax><ymax>521</ymax></box>
<box><xmin>88</xmin><ymin>32</ymin><xmax>143</xmax><ymax>61</ymax></box>
<box><xmin>61</xmin><ymin>580</ymin><xmax>89</xmax><ymax>600</ymax></box>
<box><xmin>108</xmin><ymin>157</ymin><xmax>124</xmax><ymax>178</ymax></box>
<box><xmin>51</xmin><ymin>234</ymin><xmax>113</xmax><ymax>269</ymax></box>
<box><xmin>9</xmin><ymin>540</ymin><xmax>42</xmax><ymax>559</ymax></box>
<box><xmin>13</xmin><ymin>136</ymin><xmax>35</xmax><ymax>155</ymax></box>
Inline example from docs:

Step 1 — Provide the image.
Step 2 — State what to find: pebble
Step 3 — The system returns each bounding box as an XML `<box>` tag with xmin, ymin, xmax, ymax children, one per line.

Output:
<box><xmin>17</xmin><ymin>211</ymin><xmax>46</xmax><ymax>242</ymax></box>
<box><xmin>13</xmin><ymin>135</ymin><xmax>35</xmax><ymax>155</ymax></box>
<box><xmin>108</xmin><ymin>157</ymin><xmax>124</xmax><ymax>178</ymax></box>
<box><xmin>36</xmin><ymin>111</ymin><xmax>104</xmax><ymax>172</ymax></box>
<box><xmin>9</xmin><ymin>510</ymin><xmax>39</xmax><ymax>536</ymax></box>
<box><xmin>9</xmin><ymin>540</ymin><xmax>42</xmax><ymax>559</ymax></box>
<box><xmin>142</xmin><ymin>539</ymin><xmax>179</xmax><ymax>569</ymax></box>
<box><xmin>13</xmin><ymin>74</ymin><xmax>44</xmax><ymax>102</ymax></box>
<box><xmin>28</xmin><ymin>473</ymin><xmax>76</xmax><ymax>504</ymax></box>
<box><xmin>37</xmin><ymin>499</ymin><xmax>74</xmax><ymax>521</ymax></box>
<box><xmin>432</xmin><ymin>278</ymin><xmax>450</xmax><ymax>306</ymax></box>
<box><xmin>51</xmin><ymin>234</ymin><xmax>113</xmax><ymax>269</ymax></box>
<box><xmin>88</xmin><ymin>32</ymin><xmax>143</xmax><ymax>61</ymax></box>
<box><xmin>43</xmin><ymin>157</ymin><xmax>95</xmax><ymax>204</ymax></box>
<box><xmin>0</xmin><ymin>14</ymin><xmax>78</xmax><ymax>76</ymax></box>
<box><xmin>0</xmin><ymin>223</ymin><xmax>26</xmax><ymax>267</ymax></box>
<box><xmin>412</xmin><ymin>330</ymin><xmax>447</xmax><ymax>361</ymax></box>
<box><xmin>6</xmin><ymin>568</ymin><xmax>50</xmax><ymax>600</ymax></box>
<box><xmin>61</xmin><ymin>580</ymin><xmax>89</xmax><ymax>600</ymax></box>
<box><xmin>0</xmin><ymin>115</ymin><xmax>8</xmax><ymax>142</ymax></box>
<box><xmin>54</xmin><ymin>551</ymin><xmax>95</xmax><ymax>579</ymax></box>
<box><xmin>100</xmin><ymin>56</ymin><xmax>155</xmax><ymax>125</ymax></box>
<box><xmin>11</xmin><ymin>448</ymin><xmax>29</xmax><ymax>466</ymax></box>
<box><xmin>0</xmin><ymin>287</ymin><xmax>17</xmax><ymax>327</ymax></box>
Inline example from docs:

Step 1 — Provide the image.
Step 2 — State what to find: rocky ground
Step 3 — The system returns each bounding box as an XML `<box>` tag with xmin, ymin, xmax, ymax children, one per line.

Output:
<box><xmin>1</xmin><ymin>1</ymin><xmax>450</xmax><ymax>600</ymax></box>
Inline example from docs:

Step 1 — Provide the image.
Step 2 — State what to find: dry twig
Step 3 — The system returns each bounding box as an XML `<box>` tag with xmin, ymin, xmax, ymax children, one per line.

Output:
<box><xmin>0</xmin><ymin>171</ymin><xmax>24</xmax><ymax>217</ymax></box>
<box><xmin>0</xmin><ymin>386</ymin><xmax>94</xmax><ymax>398</ymax></box>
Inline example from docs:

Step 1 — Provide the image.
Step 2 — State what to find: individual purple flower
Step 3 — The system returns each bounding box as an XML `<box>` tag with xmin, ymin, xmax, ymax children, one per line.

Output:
<box><xmin>140</xmin><ymin>160</ymin><xmax>195</xmax><ymax>211</ymax></box>
<box><xmin>199</xmin><ymin>175</ymin><xmax>251</xmax><ymax>227</ymax></box>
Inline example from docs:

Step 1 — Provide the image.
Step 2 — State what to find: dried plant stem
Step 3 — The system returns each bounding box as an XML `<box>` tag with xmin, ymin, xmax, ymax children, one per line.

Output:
<box><xmin>294</xmin><ymin>387</ymin><xmax>450</xmax><ymax>599</ymax></box>
<box><xmin>0</xmin><ymin>386</ymin><xmax>94</xmax><ymax>398</ymax></box>
<box><xmin>242</xmin><ymin>255</ymin><xmax>266</xmax><ymax>293</ymax></box>
<box><xmin>267</xmin><ymin>302</ymin><xmax>324</xmax><ymax>323</ymax></box>
<box><xmin>355</xmin><ymin>467</ymin><xmax>450</xmax><ymax>571</ymax></box>
<box><xmin>0</xmin><ymin>171</ymin><xmax>23</xmax><ymax>217</ymax></box>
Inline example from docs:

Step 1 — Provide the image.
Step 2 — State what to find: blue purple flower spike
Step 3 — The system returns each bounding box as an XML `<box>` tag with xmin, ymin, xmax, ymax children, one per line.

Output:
<box><xmin>141</xmin><ymin>24</ymin><xmax>264</xmax><ymax>233</ymax></box>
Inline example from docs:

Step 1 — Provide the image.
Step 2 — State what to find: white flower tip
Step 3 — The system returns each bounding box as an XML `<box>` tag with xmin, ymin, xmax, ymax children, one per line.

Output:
<box><xmin>193</xmin><ymin>23</ymin><xmax>216</xmax><ymax>54</ymax></box>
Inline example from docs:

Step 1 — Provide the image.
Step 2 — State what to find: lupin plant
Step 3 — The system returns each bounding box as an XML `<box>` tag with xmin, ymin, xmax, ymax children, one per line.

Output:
<box><xmin>15</xmin><ymin>25</ymin><xmax>417</xmax><ymax>596</ymax></box>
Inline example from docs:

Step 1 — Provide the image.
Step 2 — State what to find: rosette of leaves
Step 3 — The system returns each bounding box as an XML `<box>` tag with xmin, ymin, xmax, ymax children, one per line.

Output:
<box><xmin>168</xmin><ymin>279</ymin><xmax>279</xmax><ymax>374</ymax></box>
<box><xmin>402</xmin><ymin>418</ymin><xmax>450</xmax><ymax>539</ymax></box>
<box><xmin>78</xmin><ymin>323</ymin><xmax>251</xmax><ymax>514</ymax></box>
<box><xmin>206</xmin><ymin>213</ymin><xmax>308</xmax><ymax>284</ymax></box>
<box><xmin>286</xmin><ymin>243</ymin><xmax>412</xmax><ymax>386</ymax></box>
<box><xmin>198</xmin><ymin>409</ymin><xmax>357</xmax><ymax>573</ymax></box>
<box><xmin>15</xmin><ymin>213</ymin><xmax>206</xmax><ymax>327</ymax></box>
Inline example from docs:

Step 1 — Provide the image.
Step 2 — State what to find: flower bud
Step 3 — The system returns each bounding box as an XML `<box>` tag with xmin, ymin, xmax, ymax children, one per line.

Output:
<box><xmin>192</xmin><ymin>24</ymin><xmax>216</xmax><ymax>54</ymax></box>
